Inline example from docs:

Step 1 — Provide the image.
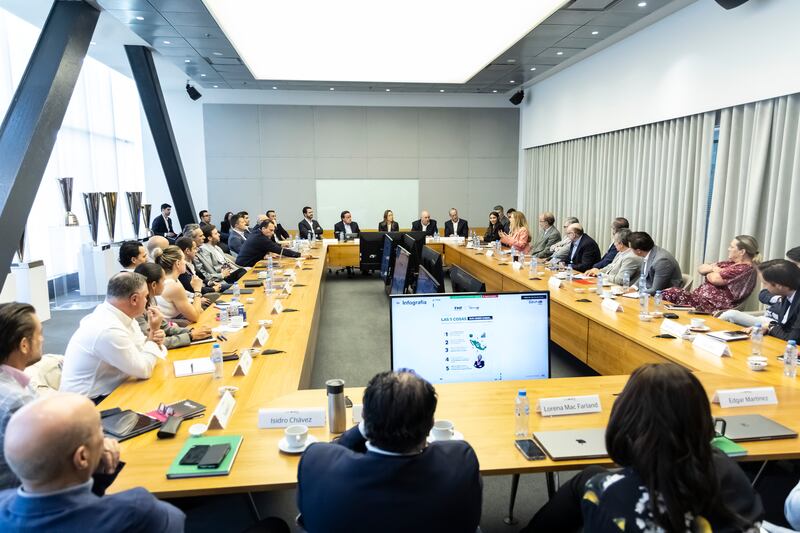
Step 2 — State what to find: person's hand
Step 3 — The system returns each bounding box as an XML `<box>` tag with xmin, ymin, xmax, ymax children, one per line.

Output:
<box><xmin>498</xmin><ymin>231</ymin><xmax>507</xmax><ymax>238</ymax></box>
<box><xmin>98</xmin><ymin>437</ymin><xmax>121</xmax><ymax>474</ymax></box>
<box><xmin>191</xmin><ymin>325</ymin><xmax>212</xmax><ymax>340</ymax></box>
<box><xmin>190</xmin><ymin>275</ymin><xmax>203</xmax><ymax>292</ymax></box>
<box><xmin>221</xmin><ymin>266</ymin><xmax>231</xmax><ymax>278</ymax></box>
<box><xmin>201</xmin><ymin>297</ymin><xmax>210</xmax><ymax>306</ymax></box>
<box><xmin>211</xmin><ymin>282</ymin><xmax>222</xmax><ymax>292</ymax></box>
<box><xmin>585</xmin><ymin>268</ymin><xmax>599</xmax><ymax>277</ymax></box>
<box><xmin>146</xmin><ymin>307</ymin><xmax>162</xmax><ymax>331</ymax></box>
<box><xmin>151</xmin><ymin>329</ymin><xmax>166</xmax><ymax>346</ymax></box>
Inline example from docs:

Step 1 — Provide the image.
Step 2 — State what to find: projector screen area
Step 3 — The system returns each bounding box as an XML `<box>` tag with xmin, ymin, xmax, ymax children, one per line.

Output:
<box><xmin>315</xmin><ymin>179</ymin><xmax>419</xmax><ymax>230</ymax></box>
<box><xmin>390</xmin><ymin>292</ymin><xmax>550</xmax><ymax>384</ymax></box>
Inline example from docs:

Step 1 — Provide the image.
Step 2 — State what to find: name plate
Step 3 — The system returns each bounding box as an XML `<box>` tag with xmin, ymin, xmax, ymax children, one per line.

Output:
<box><xmin>233</xmin><ymin>349</ymin><xmax>253</xmax><ymax>376</ymax></box>
<box><xmin>601</xmin><ymin>298</ymin><xmax>623</xmax><ymax>313</ymax></box>
<box><xmin>712</xmin><ymin>387</ymin><xmax>778</xmax><ymax>408</ymax></box>
<box><xmin>283</xmin><ymin>284</ymin><xmax>293</xmax><ymax>295</ymax></box>
<box><xmin>693</xmin><ymin>334</ymin><xmax>731</xmax><ymax>357</ymax></box>
<box><xmin>283</xmin><ymin>269</ymin><xmax>296</xmax><ymax>278</ymax></box>
<box><xmin>271</xmin><ymin>300</ymin><xmax>283</xmax><ymax>314</ymax></box>
<box><xmin>548</xmin><ymin>277</ymin><xmax>562</xmax><ymax>289</ymax></box>
<box><xmin>485</xmin><ymin>250</ymin><xmax>494</xmax><ymax>257</ymax></box>
<box><xmin>252</xmin><ymin>326</ymin><xmax>269</xmax><ymax>347</ymax></box>
<box><xmin>660</xmin><ymin>319</ymin><xmax>688</xmax><ymax>337</ymax></box>
<box><xmin>258</xmin><ymin>408</ymin><xmax>326</xmax><ymax>428</ymax></box>
<box><xmin>352</xmin><ymin>404</ymin><xmax>363</xmax><ymax>423</ymax></box>
<box><xmin>536</xmin><ymin>395</ymin><xmax>602</xmax><ymax>416</ymax></box>
<box><xmin>208</xmin><ymin>391</ymin><xmax>236</xmax><ymax>429</ymax></box>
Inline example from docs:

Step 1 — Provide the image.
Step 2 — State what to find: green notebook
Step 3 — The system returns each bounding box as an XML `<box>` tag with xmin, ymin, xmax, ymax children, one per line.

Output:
<box><xmin>711</xmin><ymin>436</ymin><xmax>748</xmax><ymax>457</ymax></box>
<box><xmin>166</xmin><ymin>435</ymin><xmax>243</xmax><ymax>479</ymax></box>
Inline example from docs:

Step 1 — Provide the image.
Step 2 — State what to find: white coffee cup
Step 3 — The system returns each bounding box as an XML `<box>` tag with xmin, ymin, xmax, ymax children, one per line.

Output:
<box><xmin>285</xmin><ymin>424</ymin><xmax>309</xmax><ymax>448</ymax></box>
<box><xmin>691</xmin><ymin>318</ymin><xmax>706</xmax><ymax>328</ymax></box>
<box><xmin>611</xmin><ymin>286</ymin><xmax>623</xmax><ymax>296</ymax></box>
<box><xmin>556</xmin><ymin>272</ymin><xmax>567</xmax><ymax>280</ymax></box>
<box><xmin>747</xmin><ymin>356</ymin><xmax>768</xmax><ymax>371</ymax></box>
<box><xmin>431</xmin><ymin>420</ymin><xmax>455</xmax><ymax>441</ymax></box>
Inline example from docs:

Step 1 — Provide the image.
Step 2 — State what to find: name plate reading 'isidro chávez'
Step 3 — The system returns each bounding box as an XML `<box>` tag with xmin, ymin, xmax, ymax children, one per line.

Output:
<box><xmin>258</xmin><ymin>408</ymin><xmax>326</xmax><ymax>428</ymax></box>
<box><xmin>712</xmin><ymin>387</ymin><xmax>778</xmax><ymax>408</ymax></box>
<box><xmin>536</xmin><ymin>394</ymin><xmax>602</xmax><ymax>417</ymax></box>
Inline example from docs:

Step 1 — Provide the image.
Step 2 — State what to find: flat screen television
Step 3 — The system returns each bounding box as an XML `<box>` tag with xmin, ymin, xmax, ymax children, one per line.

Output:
<box><xmin>390</xmin><ymin>291</ymin><xmax>550</xmax><ymax>383</ymax></box>
<box><xmin>390</xmin><ymin>247</ymin><xmax>411</xmax><ymax>295</ymax></box>
<box><xmin>358</xmin><ymin>232</ymin><xmax>385</xmax><ymax>272</ymax></box>
<box><xmin>449</xmin><ymin>265</ymin><xmax>486</xmax><ymax>293</ymax></box>
<box><xmin>415</xmin><ymin>265</ymin><xmax>442</xmax><ymax>294</ymax></box>
<box><xmin>420</xmin><ymin>246</ymin><xmax>445</xmax><ymax>289</ymax></box>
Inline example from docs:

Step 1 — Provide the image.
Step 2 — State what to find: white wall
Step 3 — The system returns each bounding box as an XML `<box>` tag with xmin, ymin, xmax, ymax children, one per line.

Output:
<box><xmin>519</xmin><ymin>0</ymin><xmax>800</xmax><ymax>150</ymax></box>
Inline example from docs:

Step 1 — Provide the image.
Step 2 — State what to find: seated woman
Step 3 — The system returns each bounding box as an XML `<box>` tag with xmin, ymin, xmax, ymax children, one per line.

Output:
<box><xmin>498</xmin><ymin>210</ymin><xmax>531</xmax><ymax>254</ymax></box>
<box><xmin>378</xmin><ymin>209</ymin><xmax>399</xmax><ymax>232</ymax></box>
<box><xmin>483</xmin><ymin>211</ymin><xmax>502</xmax><ymax>243</ymax></box>
<box><xmin>133</xmin><ymin>263</ymin><xmax>212</xmax><ymax>348</ymax></box>
<box><xmin>521</xmin><ymin>363</ymin><xmax>763</xmax><ymax>532</ymax></box>
<box><xmin>663</xmin><ymin>235</ymin><xmax>759</xmax><ymax>313</ymax></box>
<box><xmin>584</xmin><ymin>228</ymin><xmax>642</xmax><ymax>286</ymax></box>
<box><xmin>153</xmin><ymin>245</ymin><xmax>204</xmax><ymax>323</ymax></box>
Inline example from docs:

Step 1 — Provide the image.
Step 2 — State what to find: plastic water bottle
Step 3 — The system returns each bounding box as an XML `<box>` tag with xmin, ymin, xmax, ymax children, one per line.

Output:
<box><xmin>529</xmin><ymin>256</ymin><xmax>535</xmax><ymax>276</ymax></box>
<box><xmin>232</xmin><ymin>281</ymin><xmax>241</xmax><ymax>300</ymax></box>
<box><xmin>750</xmin><ymin>326</ymin><xmax>764</xmax><ymax>356</ymax></box>
<box><xmin>639</xmin><ymin>291</ymin><xmax>650</xmax><ymax>314</ymax></box>
<box><xmin>515</xmin><ymin>390</ymin><xmax>529</xmax><ymax>437</ymax></box>
<box><xmin>566</xmin><ymin>264</ymin><xmax>573</xmax><ymax>282</ymax></box>
<box><xmin>266</xmin><ymin>275</ymin><xmax>273</xmax><ymax>293</ymax></box>
<box><xmin>783</xmin><ymin>340</ymin><xmax>797</xmax><ymax>378</ymax></box>
<box><xmin>219</xmin><ymin>305</ymin><xmax>229</xmax><ymax>326</ymax></box>
<box><xmin>338</xmin><ymin>230</ymin><xmax>344</xmax><ymax>242</ymax></box>
<box><xmin>622</xmin><ymin>272</ymin><xmax>631</xmax><ymax>290</ymax></box>
<box><xmin>654</xmin><ymin>290</ymin><xmax>663</xmax><ymax>310</ymax></box>
<box><xmin>495</xmin><ymin>239</ymin><xmax>500</xmax><ymax>252</ymax></box>
<box><xmin>211</xmin><ymin>343</ymin><xmax>223</xmax><ymax>379</ymax></box>
<box><xmin>596</xmin><ymin>273</ymin><xmax>604</xmax><ymax>296</ymax></box>
<box><xmin>267</xmin><ymin>255</ymin><xmax>273</xmax><ymax>271</ymax></box>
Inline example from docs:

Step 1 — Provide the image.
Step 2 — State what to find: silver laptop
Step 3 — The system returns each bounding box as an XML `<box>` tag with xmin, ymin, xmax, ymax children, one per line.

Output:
<box><xmin>532</xmin><ymin>428</ymin><xmax>608</xmax><ymax>461</ymax></box>
<box><xmin>719</xmin><ymin>415</ymin><xmax>798</xmax><ymax>442</ymax></box>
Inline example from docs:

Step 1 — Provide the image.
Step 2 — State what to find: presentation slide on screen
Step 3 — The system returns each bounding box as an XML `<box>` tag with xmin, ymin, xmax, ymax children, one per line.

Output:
<box><xmin>391</xmin><ymin>293</ymin><xmax>549</xmax><ymax>384</ymax></box>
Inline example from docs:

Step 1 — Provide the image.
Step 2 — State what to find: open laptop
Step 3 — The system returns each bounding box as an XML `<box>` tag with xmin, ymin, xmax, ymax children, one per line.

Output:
<box><xmin>718</xmin><ymin>415</ymin><xmax>798</xmax><ymax>442</ymax></box>
<box><xmin>532</xmin><ymin>428</ymin><xmax>608</xmax><ymax>461</ymax></box>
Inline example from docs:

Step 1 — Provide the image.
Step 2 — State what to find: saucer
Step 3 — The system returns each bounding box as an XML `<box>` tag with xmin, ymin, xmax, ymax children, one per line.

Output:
<box><xmin>278</xmin><ymin>434</ymin><xmax>318</xmax><ymax>454</ymax></box>
<box><xmin>426</xmin><ymin>430</ymin><xmax>464</xmax><ymax>443</ymax></box>
<box><xmin>188</xmin><ymin>423</ymin><xmax>208</xmax><ymax>437</ymax></box>
<box><xmin>689</xmin><ymin>325</ymin><xmax>711</xmax><ymax>332</ymax></box>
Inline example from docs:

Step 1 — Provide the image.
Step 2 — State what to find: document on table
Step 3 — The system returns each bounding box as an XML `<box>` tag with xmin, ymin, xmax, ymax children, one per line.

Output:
<box><xmin>174</xmin><ymin>357</ymin><xmax>215</xmax><ymax>377</ymax></box>
<box><xmin>621</xmin><ymin>292</ymin><xmax>640</xmax><ymax>299</ymax></box>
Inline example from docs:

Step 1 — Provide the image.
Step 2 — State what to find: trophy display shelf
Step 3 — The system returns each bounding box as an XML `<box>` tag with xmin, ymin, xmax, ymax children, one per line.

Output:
<box><xmin>10</xmin><ymin>259</ymin><xmax>50</xmax><ymax>321</ymax></box>
<box><xmin>78</xmin><ymin>238</ymin><xmax>119</xmax><ymax>297</ymax></box>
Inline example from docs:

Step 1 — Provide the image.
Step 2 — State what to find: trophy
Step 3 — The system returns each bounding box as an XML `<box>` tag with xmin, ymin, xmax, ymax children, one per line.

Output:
<box><xmin>57</xmin><ymin>177</ymin><xmax>79</xmax><ymax>226</ymax></box>
<box><xmin>101</xmin><ymin>192</ymin><xmax>118</xmax><ymax>243</ymax></box>
<box><xmin>125</xmin><ymin>192</ymin><xmax>142</xmax><ymax>237</ymax></box>
<box><xmin>141</xmin><ymin>204</ymin><xmax>152</xmax><ymax>237</ymax></box>
<box><xmin>83</xmin><ymin>192</ymin><xmax>101</xmax><ymax>246</ymax></box>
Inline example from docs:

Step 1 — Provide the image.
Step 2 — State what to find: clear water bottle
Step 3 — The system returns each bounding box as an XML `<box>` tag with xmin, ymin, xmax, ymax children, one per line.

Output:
<box><xmin>266</xmin><ymin>275</ymin><xmax>273</xmax><ymax>293</ymax></box>
<box><xmin>232</xmin><ymin>281</ymin><xmax>241</xmax><ymax>300</ymax></box>
<box><xmin>267</xmin><ymin>255</ymin><xmax>273</xmax><ymax>271</ymax></box>
<box><xmin>514</xmin><ymin>389</ymin><xmax>529</xmax><ymax>437</ymax></box>
<box><xmin>495</xmin><ymin>239</ymin><xmax>500</xmax><ymax>252</ymax></box>
<box><xmin>783</xmin><ymin>340</ymin><xmax>797</xmax><ymax>378</ymax></box>
<box><xmin>219</xmin><ymin>305</ymin><xmax>229</xmax><ymax>326</ymax></box>
<box><xmin>639</xmin><ymin>291</ymin><xmax>650</xmax><ymax>314</ymax></box>
<box><xmin>529</xmin><ymin>256</ymin><xmax>535</xmax><ymax>276</ymax></box>
<box><xmin>211</xmin><ymin>343</ymin><xmax>224</xmax><ymax>379</ymax></box>
<box><xmin>750</xmin><ymin>326</ymin><xmax>764</xmax><ymax>356</ymax></box>
<box><xmin>596</xmin><ymin>273</ymin><xmax>604</xmax><ymax>296</ymax></box>
<box><xmin>654</xmin><ymin>290</ymin><xmax>663</xmax><ymax>310</ymax></box>
<box><xmin>338</xmin><ymin>230</ymin><xmax>344</xmax><ymax>242</ymax></box>
<box><xmin>622</xmin><ymin>271</ymin><xmax>631</xmax><ymax>290</ymax></box>
<box><xmin>566</xmin><ymin>264</ymin><xmax>573</xmax><ymax>282</ymax></box>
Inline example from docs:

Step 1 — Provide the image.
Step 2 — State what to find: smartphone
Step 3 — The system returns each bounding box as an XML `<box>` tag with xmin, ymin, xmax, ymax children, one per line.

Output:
<box><xmin>198</xmin><ymin>444</ymin><xmax>231</xmax><ymax>469</ymax></box>
<box><xmin>515</xmin><ymin>439</ymin><xmax>546</xmax><ymax>460</ymax></box>
<box><xmin>663</xmin><ymin>312</ymin><xmax>680</xmax><ymax>319</ymax></box>
<box><xmin>179</xmin><ymin>445</ymin><xmax>209</xmax><ymax>465</ymax></box>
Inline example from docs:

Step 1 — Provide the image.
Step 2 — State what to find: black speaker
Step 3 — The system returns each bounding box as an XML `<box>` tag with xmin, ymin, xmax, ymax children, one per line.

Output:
<box><xmin>509</xmin><ymin>90</ymin><xmax>524</xmax><ymax>106</ymax></box>
<box><xmin>185</xmin><ymin>83</ymin><xmax>202</xmax><ymax>101</ymax></box>
<box><xmin>714</xmin><ymin>0</ymin><xmax>749</xmax><ymax>9</ymax></box>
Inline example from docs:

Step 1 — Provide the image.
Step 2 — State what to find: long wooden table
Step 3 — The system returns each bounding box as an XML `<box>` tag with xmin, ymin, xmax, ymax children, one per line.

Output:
<box><xmin>104</xmin><ymin>241</ymin><xmax>800</xmax><ymax>498</ymax></box>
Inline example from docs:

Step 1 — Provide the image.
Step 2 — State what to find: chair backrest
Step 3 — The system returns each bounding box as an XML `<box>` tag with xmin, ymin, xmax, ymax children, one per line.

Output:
<box><xmin>681</xmin><ymin>274</ymin><xmax>693</xmax><ymax>292</ymax></box>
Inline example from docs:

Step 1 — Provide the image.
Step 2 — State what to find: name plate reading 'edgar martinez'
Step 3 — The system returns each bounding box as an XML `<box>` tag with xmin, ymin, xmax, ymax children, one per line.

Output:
<box><xmin>536</xmin><ymin>394</ymin><xmax>602</xmax><ymax>417</ymax></box>
<box><xmin>258</xmin><ymin>408</ymin><xmax>326</xmax><ymax>428</ymax></box>
<box><xmin>712</xmin><ymin>387</ymin><xmax>778</xmax><ymax>408</ymax></box>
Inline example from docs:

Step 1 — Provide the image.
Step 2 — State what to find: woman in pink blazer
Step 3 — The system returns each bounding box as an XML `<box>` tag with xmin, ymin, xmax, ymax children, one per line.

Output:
<box><xmin>499</xmin><ymin>210</ymin><xmax>532</xmax><ymax>254</ymax></box>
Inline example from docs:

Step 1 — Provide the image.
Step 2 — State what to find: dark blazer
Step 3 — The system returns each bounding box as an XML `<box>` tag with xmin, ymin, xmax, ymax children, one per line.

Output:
<box><xmin>378</xmin><ymin>221</ymin><xmax>399</xmax><ymax>232</ymax></box>
<box><xmin>411</xmin><ymin>219</ymin><xmax>438</xmax><ymax>236</ymax></box>
<box><xmin>274</xmin><ymin>223</ymin><xmax>290</xmax><ymax>241</ymax></box>
<box><xmin>635</xmin><ymin>245</ymin><xmax>683</xmax><ymax>295</ymax></box>
<box><xmin>484</xmin><ymin>222</ymin><xmax>502</xmax><ymax>243</ymax></box>
<box><xmin>444</xmin><ymin>219</ymin><xmax>469</xmax><ymax>238</ymax></box>
<box><xmin>150</xmin><ymin>215</ymin><xmax>175</xmax><ymax>236</ymax></box>
<box><xmin>236</xmin><ymin>232</ymin><xmax>300</xmax><ymax>267</ymax></box>
<box><xmin>298</xmin><ymin>218</ymin><xmax>323</xmax><ymax>239</ymax></box>
<box><xmin>297</xmin><ymin>425</ymin><xmax>482</xmax><ymax>533</ymax></box>
<box><xmin>566</xmin><ymin>234</ymin><xmax>602</xmax><ymax>272</ymax></box>
<box><xmin>499</xmin><ymin>216</ymin><xmax>510</xmax><ymax>234</ymax></box>
<box><xmin>768</xmin><ymin>292</ymin><xmax>800</xmax><ymax>342</ymax></box>
<box><xmin>593</xmin><ymin>242</ymin><xmax>618</xmax><ymax>269</ymax></box>
<box><xmin>333</xmin><ymin>221</ymin><xmax>361</xmax><ymax>237</ymax></box>
<box><xmin>227</xmin><ymin>230</ymin><xmax>248</xmax><ymax>255</ymax></box>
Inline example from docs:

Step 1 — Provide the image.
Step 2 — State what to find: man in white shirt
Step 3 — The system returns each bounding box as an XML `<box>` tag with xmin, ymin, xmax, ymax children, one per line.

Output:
<box><xmin>61</xmin><ymin>273</ymin><xmax>166</xmax><ymax>402</ymax></box>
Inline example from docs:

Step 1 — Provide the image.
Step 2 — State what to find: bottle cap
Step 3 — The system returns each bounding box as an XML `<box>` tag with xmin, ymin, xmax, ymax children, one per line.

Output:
<box><xmin>790</xmin><ymin>340</ymin><xmax>797</xmax><ymax>346</ymax></box>
<box><xmin>518</xmin><ymin>389</ymin><xmax>527</xmax><ymax>396</ymax></box>
<box><xmin>326</xmin><ymin>378</ymin><xmax>345</xmax><ymax>394</ymax></box>
<box><xmin>212</xmin><ymin>343</ymin><xmax>220</xmax><ymax>348</ymax></box>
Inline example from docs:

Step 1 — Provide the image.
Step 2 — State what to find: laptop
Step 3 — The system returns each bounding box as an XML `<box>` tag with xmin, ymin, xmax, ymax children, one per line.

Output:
<box><xmin>532</xmin><ymin>428</ymin><xmax>608</xmax><ymax>461</ymax></box>
<box><xmin>718</xmin><ymin>415</ymin><xmax>798</xmax><ymax>442</ymax></box>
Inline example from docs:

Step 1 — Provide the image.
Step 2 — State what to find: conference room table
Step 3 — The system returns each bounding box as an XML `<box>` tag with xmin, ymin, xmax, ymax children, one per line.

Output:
<box><xmin>103</xmin><ymin>240</ymin><xmax>800</xmax><ymax>500</ymax></box>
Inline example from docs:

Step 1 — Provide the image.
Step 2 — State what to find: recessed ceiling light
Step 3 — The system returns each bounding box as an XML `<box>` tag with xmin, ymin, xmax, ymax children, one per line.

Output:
<box><xmin>591</xmin><ymin>30</ymin><xmax>599</xmax><ymax>35</ymax></box>
<box><xmin>439</xmin><ymin>89</ymin><xmax>445</xmax><ymax>93</ymax></box>
<box><xmin>510</xmin><ymin>80</ymin><xmax>515</xmax><ymax>83</ymax></box>
<box><xmin>204</xmin><ymin>0</ymin><xmax>567</xmax><ymax>83</ymax></box>
<box><xmin>200</xmin><ymin>74</ymin><xmax>207</xmax><ymax>77</ymax></box>
<box><xmin>135</xmin><ymin>16</ymin><xmax>144</xmax><ymax>21</ymax></box>
<box><xmin>213</xmin><ymin>51</ymin><xmax>223</xmax><ymax>56</ymax></box>
<box><xmin>506</xmin><ymin>59</ymin><xmax>516</xmax><ymax>63</ymax></box>
<box><xmin>638</xmin><ymin>1</ymin><xmax>647</xmax><ymax>6</ymax></box>
<box><xmin>556</xmin><ymin>51</ymin><xmax>563</xmax><ymax>56</ymax></box>
<box><xmin>212</xmin><ymin>85</ymin><xmax>218</xmax><ymax>88</ymax></box>
<box><xmin>530</xmin><ymin>67</ymin><xmax>536</xmax><ymax>71</ymax></box>
<box><xmin>272</xmin><ymin>86</ymin><xmax>277</xmax><ymax>89</ymax></box>
<box><xmin>162</xmin><ymin>40</ymin><xmax>171</xmax><ymax>45</ymax></box>
<box><xmin>329</xmin><ymin>87</ymin><xmax>334</xmax><ymax>90</ymax></box>
<box><xmin>385</xmin><ymin>88</ymin><xmax>391</xmax><ymax>92</ymax></box>
<box><xmin>184</xmin><ymin>59</ymin><xmax>191</xmax><ymax>63</ymax></box>
<box><xmin>492</xmin><ymin>90</ymin><xmax>498</xmax><ymax>93</ymax></box>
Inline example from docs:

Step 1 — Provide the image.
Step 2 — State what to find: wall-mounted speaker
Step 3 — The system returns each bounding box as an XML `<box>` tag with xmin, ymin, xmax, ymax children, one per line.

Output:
<box><xmin>509</xmin><ymin>90</ymin><xmax>524</xmax><ymax>106</ymax></box>
<box><xmin>714</xmin><ymin>0</ymin><xmax>749</xmax><ymax>9</ymax></box>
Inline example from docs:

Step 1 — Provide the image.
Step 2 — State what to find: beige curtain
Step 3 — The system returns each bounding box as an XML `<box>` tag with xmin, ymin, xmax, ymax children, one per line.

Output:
<box><xmin>523</xmin><ymin>112</ymin><xmax>716</xmax><ymax>274</ymax></box>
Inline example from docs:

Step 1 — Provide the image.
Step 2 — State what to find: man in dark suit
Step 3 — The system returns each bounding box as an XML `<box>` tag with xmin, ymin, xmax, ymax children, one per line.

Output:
<box><xmin>757</xmin><ymin>260</ymin><xmax>800</xmax><ymax>341</ymax></box>
<box><xmin>444</xmin><ymin>208</ymin><xmax>469</xmax><ymax>238</ymax></box>
<box><xmin>592</xmin><ymin>217</ymin><xmax>630</xmax><ymax>269</ymax></box>
<box><xmin>333</xmin><ymin>210</ymin><xmax>361</xmax><ymax>239</ymax></box>
<box><xmin>150</xmin><ymin>203</ymin><xmax>176</xmax><ymax>239</ymax></box>
<box><xmin>494</xmin><ymin>205</ymin><xmax>510</xmax><ymax>234</ymax></box>
<box><xmin>237</xmin><ymin>220</ymin><xmax>303</xmax><ymax>267</ymax></box>
<box><xmin>564</xmin><ymin>223</ymin><xmax>601</xmax><ymax>272</ymax></box>
<box><xmin>628</xmin><ymin>231</ymin><xmax>683</xmax><ymax>294</ymax></box>
<box><xmin>297</xmin><ymin>370</ymin><xmax>482</xmax><ymax>533</ymax></box>
<box><xmin>227</xmin><ymin>213</ymin><xmax>249</xmax><ymax>255</ymax></box>
<box><xmin>411</xmin><ymin>210</ymin><xmax>438</xmax><ymax>237</ymax></box>
<box><xmin>267</xmin><ymin>210</ymin><xmax>290</xmax><ymax>241</ymax></box>
<box><xmin>298</xmin><ymin>206</ymin><xmax>323</xmax><ymax>240</ymax></box>
<box><xmin>198</xmin><ymin>210</ymin><xmax>211</xmax><ymax>227</ymax></box>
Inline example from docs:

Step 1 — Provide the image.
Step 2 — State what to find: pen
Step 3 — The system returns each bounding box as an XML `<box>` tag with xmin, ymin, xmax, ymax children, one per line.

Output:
<box><xmin>218</xmin><ymin>334</ymin><xmax>228</xmax><ymax>342</ymax></box>
<box><xmin>190</xmin><ymin>363</ymin><xmax>194</xmax><ymax>373</ymax></box>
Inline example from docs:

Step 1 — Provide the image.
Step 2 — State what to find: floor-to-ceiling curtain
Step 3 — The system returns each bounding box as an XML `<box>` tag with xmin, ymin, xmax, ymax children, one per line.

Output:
<box><xmin>524</xmin><ymin>111</ymin><xmax>716</xmax><ymax>274</ymax></box>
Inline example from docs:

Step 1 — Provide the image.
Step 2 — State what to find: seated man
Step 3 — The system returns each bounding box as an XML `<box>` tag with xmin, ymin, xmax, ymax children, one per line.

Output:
<box><xmin>60</xmin><ymin>273</ymin><xmax>166</xmax><ymax>402</ymax></box>
<box><xmin>198</xmin><ymin>209</ymin><xmax>212</xmax><ymax>227</ymax></box>
<box><xmin>195</xmin><ymin>224</ymin><xmax>245</xmax><ymax>284</ymax></box>
<box><xmin>150</xmin><ymin>203</ymin><xmax>176</xmax><ymax>240</ymax></box>
<box><xmin>529</xmin><ymin>212</ymin><xmax>561</xmax><ymax>258</ymax></box>
<box><xmin>236</xmin><ymin>220</ymin><xmax>304</xmax><ymax>267</ymax></box>
<box><xmin>754</xmin><ymin>260</ymin><xmax>800</xmax><ymax>342</ymax></box>
<box><xmin>563</xmin><ymin>223</ymin><xmax>601</xmax><ymax>272</ymax></box>
<box><xmin>117</xmin><ymin>241</ymin><xmax>147</xmax><ymax>273</ymax></box>
<box><xmin>175</xmin><ymin>237</ymin><xmax>224</xmax><ymax>297</ymax></box>
<box><xmin>584</xmin><ymin>228</ymin><xmax>642</xmax><ymax>286</ymax></box>
<box><xmin>267</xmin><ymin>210</ymin><xmax>290</xmax><ymax>241</ymax></box>
<box><xmin>494</xmin><ymin>205</ymin><xmax>510</xmax><ymax>234</ymax></box>
<box><xmin>297</xmin><ymin>370</ymin><xmax>482</xmax><ymax>533</ymax></box>
<box><xmin>628</xmin><ymin>231</ymin><xmax>683</xmax><ymax>295</ymax></box>
<box><xmin>411</xmin><ymin>210</ymin><xmax>438</xmax><ymax>237</ymax></box>
<box><xmin>333</xmin><ymin>210</ymin><xmax>361</xmax><ymax>239</ymax></box>
<box><xmin>547</xmin><ymin>217</ymin><xmax>579</xmax><ymax>263</ymax></box>
<box><xmin>145</xmin><ymin>235</ymin><xmax>168</xmax><ymax>261</ymax></box>
<box><xmin>227</xmin><ymin>214</ymin><xmax>250</xmax><ymax>255</ymax></box>
<box><xmin>592</xmin><ymin>217</ymin><xmax>630</xmax><ymax>269</ymax></box>
<box><xmin>0</xmin><ymin>393</ymin><xmax>184</xmax><ymax>531</ymax></box>
<box><xmin>298</xmin><ymin>206</ymin><xmax>323</xmax><ymax>240</ymax></box>
<box><xmin>444</xmin><ymin>208</ymin><xmax>469</xmax><ymax>238</ymax></box>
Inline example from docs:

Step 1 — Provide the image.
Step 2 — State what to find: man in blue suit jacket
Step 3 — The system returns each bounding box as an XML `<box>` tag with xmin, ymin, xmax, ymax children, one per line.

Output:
<box><xmin>565</xmin><ymin>223</ymin><xmax>602</xmax><ymax>272</ymax></box>
<box><xmin>297</xmin><ymin>370</ymin><xmax>482</xmax><ymax>533</ymax></box>
<box><xmin>0</xmin><ymin>393</ymin><xmax>184</xmax><ymax>532</ymax></box>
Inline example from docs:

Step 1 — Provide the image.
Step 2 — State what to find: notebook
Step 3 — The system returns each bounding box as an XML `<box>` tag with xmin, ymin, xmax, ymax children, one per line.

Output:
<box><xmin>173</xmin><ymin>357</ymin><xmax>215</xmax><ymax>377</ymax></box>
<box><xmin>707</xmin><ymin>330</ymin><xmax>750</xmax><ymax>342</ymax></box>
<box><xmin>532</xmin><ymin>428</ymin><xmax>608</xmax><ymax>461</ymax></box>
<box><xmin>711</xmin><ymin>436</ymin><xmax>748</xmax><ymax>457</ymax></box>
<box><xmin>166</xmin><ymin>435</ymin><xmax>243</xmax><ymax>479</ymax></box>
<box><xmin>102</xmin><ymin>410</ymin><xmax>161</xmax><ymax>441</ymax></box>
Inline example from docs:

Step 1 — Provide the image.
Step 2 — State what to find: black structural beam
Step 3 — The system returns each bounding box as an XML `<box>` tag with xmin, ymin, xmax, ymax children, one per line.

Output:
<box><xmin>0</xmin><ymin>1</ymin><xmax>99</xmax><ymax>290</ymax></box>
<box><xmin>125</xmin><ymin>45</ymin><xmax>196</xmax><ymax>229</ymax></box>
